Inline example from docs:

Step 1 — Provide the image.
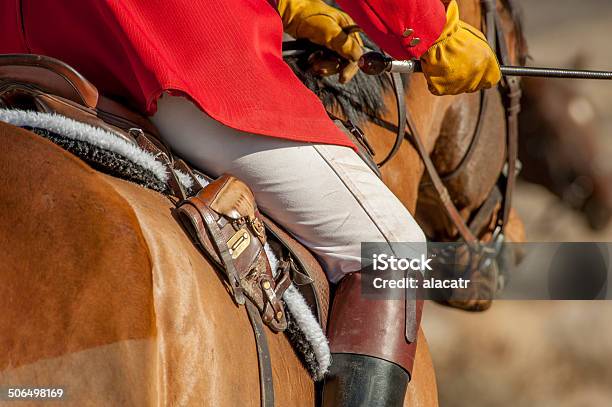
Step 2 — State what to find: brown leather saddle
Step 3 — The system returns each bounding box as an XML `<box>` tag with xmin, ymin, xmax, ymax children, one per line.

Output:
<box><xmin>0</xmin><ymin>53</ymin><xmax>330</xmax><ymax>406</ymax></box>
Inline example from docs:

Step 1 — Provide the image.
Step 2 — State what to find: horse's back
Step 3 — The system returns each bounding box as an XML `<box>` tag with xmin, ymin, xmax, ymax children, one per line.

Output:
<box><xmin>92</xmin><ymin>173</ymin><xmax>438</xmax><ymax>407</ymax></box>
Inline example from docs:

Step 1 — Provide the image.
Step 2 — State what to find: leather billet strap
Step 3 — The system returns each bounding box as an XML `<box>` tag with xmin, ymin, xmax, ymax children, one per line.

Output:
<box><xmin>245</xmin><ymin>300</ymin><xmax>275</xmax><ymax>407</ymax></box>
<box><xmin>128</xmin><ymin>128</ymin><xmax>189</xmax><ymax>200</ymax></box>
<box><xmin>173</xmin><ymin>158</ymin><xmax>205</xmax><ymax>195</ymax></box>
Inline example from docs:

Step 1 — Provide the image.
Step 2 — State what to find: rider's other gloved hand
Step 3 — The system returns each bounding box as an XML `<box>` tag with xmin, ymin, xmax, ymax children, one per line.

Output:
<box><xmin>420</xmin><ymin>0</ymin><xmax>501</xmax><ymax>95</ymax></box>
<box><xmin>277</xmin><ymin>0</ymin><xmax>363</xmax><ymax>83</ymax></box>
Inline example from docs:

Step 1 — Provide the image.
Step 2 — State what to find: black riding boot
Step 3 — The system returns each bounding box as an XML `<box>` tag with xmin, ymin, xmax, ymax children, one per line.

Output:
<box><xmin>322</xmin><ymin>353</ymin><xmax>409</xmax><ymax>407</ymax></box>
<box><xmin>322</xmin><ymin>272</ymin><xmax>423</xmax><ymax>407</ymax></box>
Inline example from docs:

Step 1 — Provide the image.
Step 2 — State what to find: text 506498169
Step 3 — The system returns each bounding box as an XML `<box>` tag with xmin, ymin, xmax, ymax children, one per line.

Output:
<box><xmin>2</xmin><ymin>387</ymin><xmax>65</xmax><ymax>401</ymax></box>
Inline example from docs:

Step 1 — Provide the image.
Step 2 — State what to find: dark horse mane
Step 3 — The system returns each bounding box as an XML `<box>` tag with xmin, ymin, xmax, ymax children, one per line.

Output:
<box><xmin>283</xmin><ymin>35</ymin><xmax>393</xmax><ymax>126</ymax></box>
<box><xmin>283</xmin><ymin>0</ymin><xmax>527</xmax><ymax>126</ymax></box>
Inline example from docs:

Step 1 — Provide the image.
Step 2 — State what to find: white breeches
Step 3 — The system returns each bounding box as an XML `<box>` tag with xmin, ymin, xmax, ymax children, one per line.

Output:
<box><xmin>151</xmin><ymin>95</ymin><xmax>426</xmax><ymax>283</ymax></box>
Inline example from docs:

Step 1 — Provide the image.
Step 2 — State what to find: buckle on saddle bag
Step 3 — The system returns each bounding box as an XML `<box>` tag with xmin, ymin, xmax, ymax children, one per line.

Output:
<box><xmin>176</xmin><ymin>175</ymin><xmax>289</xmax><ymax>332</ymax></box>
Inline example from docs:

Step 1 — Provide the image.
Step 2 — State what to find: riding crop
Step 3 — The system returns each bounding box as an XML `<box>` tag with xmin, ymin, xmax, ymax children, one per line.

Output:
<box><xmin>358</xmin><ymin>51</ymin><xmax>612</xmax><ymax>80</ymax></box>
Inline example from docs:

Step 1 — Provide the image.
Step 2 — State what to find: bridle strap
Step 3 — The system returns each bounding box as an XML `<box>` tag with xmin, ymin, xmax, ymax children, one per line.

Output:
<box><xmin>440</xmin><ymin>89</ymin><xmax>489</xmax><ymax>182</ymax></box>
<box><xmin>281</xmin><ymin>0</ymin><xmax>520</xmax><ymax>245</ymax></box>
<box><xmin>493</xmin><ymin>7</ymin><xmax>522</xmax><ymax>231</ymax></box>
<box><xmin>404</xmin><ymin>103</ymin><xmax>480</xmax><ymax>247</ymax></box>
<box><xmin>395</xmin><ymin>0</ymin><xmax>519</xmax><ymax>244</ymax></box>
<box><xmin>377</xmin><ymin>72</ymin><xmax>406</xmax><ymax>167</ymax></box>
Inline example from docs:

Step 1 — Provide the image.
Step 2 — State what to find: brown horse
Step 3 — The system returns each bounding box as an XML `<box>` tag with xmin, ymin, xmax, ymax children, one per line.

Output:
<box><xmin>519</xmin><ymin>69</ymin><xmax>612</xmax><ymax>231</ymax></box>
<box><xmin>0</xmin><ymin>122</ymin><xmax>436</xmax><ymax>406</ymax></box>
<box><xmin>0</xmin><ymin>0</ymin><xmax>525</xmax><ymax>405</ymax></box>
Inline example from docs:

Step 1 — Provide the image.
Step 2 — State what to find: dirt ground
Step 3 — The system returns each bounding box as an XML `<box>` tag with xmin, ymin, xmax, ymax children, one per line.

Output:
<box><xmin>423</xmin><ymin>1</ymin><xmax>612</xmax><ymax>406</ymax></box>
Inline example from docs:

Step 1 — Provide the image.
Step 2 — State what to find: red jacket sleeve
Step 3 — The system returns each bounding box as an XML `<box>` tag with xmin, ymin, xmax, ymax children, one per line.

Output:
<box><xmin>336</xmin><ymin>0</ymin><xmax>446</xmax><ymax>59</ymax></box>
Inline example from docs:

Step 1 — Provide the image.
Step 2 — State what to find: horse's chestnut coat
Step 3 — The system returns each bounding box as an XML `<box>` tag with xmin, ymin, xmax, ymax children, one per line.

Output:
<box><xmin>0</xmin><ymin>0</ymin><xmax>444</xmax><ymax>147</ymax></box>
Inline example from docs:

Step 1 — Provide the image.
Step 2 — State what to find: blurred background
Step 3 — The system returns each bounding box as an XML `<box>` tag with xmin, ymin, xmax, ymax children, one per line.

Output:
<box><xmin>423</xmin><ymin>1</ymin><xmax>612</xmax><ymax>405</ymax></box>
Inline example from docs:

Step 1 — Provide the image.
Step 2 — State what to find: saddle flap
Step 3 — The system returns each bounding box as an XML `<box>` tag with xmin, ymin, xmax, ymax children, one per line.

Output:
<box><xmin>0</xmin><ymin>54</ymin><xmax>99</xmax><ymax>108</ymax></box>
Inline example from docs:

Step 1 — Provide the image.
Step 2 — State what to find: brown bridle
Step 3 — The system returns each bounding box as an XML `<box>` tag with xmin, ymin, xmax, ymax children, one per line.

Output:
<box><xmin>282</xmin><ymin>0</ymin><xmax>522</xmax><ymax>292</ymax></box>
<box><xmin>375</xmin><ymin>0</ymin><xmax>521</xmax><ymax>255</ymax></box>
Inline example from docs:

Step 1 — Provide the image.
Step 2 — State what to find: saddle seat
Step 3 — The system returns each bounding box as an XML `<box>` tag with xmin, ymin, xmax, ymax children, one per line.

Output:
<box><xmin>0</xmin><ymin>53</ymin><xmax>330</xmax><ymax>331</ymax></box>
<box><xmin>0</xmin><ymin>53</ymin><xmax>171</xmax><ymax>160</ymax></box>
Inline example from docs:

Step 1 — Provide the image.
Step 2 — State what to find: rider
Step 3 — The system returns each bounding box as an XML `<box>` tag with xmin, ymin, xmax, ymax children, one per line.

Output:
<box><xmin>0</xmin><ymin>0</ymin><xmax>500</xmax><ymax>404</ymax></box>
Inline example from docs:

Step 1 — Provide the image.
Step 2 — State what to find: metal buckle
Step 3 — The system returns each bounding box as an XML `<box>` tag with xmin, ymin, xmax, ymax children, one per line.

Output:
<box><xmin>478</xmin><ymin>226</ymin><xmax>505</xmax><ymax>271</ymax></box>
<box><xmin>227</xmin><ymin>228</ymin><xmax>251</xmax><ymax>259</ymax></box>
<box><xmin>348</xmin><ymin>121</ymin><xmax>376</xmax><ymax>157</ymax></box>
<box><xmin>249</xmin><ymin>217</ymin><xmax>266</xmax><ymax>240</ymax></box>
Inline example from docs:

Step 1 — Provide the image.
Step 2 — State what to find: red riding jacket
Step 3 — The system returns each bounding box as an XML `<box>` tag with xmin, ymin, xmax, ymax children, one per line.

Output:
<box><xmin>0</xmin><ymin>0</ymin><xmax>445</xmax><ymax>147</ymax></box>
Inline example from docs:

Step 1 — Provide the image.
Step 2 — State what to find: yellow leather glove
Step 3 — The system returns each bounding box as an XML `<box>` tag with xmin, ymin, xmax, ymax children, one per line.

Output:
<box><xmin>277</xmin><ymin>0</ymin><xmax>363</xmax><ymax>83</ymax></box>
<box><xmin>420</xmin><ymin>0</ymin><xmax>501</xmax><ymax>95</ymax></box>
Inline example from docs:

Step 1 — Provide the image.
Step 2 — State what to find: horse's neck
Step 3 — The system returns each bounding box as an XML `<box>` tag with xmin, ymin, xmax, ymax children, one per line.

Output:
<box><xmin>457</xmin><ymin>0</ymin><xmax>483</xmax><ymax>28</ymax></box>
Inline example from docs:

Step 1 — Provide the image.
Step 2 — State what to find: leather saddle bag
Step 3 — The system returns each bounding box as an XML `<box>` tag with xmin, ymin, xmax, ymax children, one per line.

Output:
<box><xmin>176</xmin><ymin>175</ymin><xmax>290</xmax><ymax>332</ymax></box>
